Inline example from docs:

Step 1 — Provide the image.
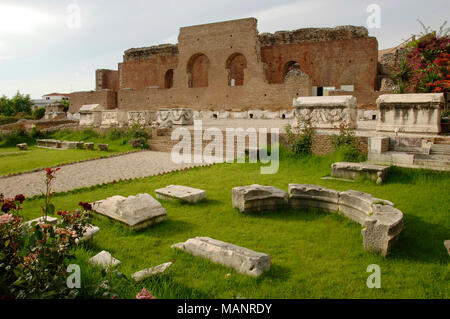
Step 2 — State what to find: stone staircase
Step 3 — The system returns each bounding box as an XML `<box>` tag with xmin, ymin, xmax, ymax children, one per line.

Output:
<box><xmin>368</xmin><ymin>136</ymin><xmax>450</xmax><ymax>170</ymax></box>
<box><xmin>411</xmin><ymin>142</ymin><xmax>450</xmax><ymax>170</ymax></box>
<box><xmin>148</xmin><ymin>128</ymin><xmax>272</xmax><ymax>158</ymax></box>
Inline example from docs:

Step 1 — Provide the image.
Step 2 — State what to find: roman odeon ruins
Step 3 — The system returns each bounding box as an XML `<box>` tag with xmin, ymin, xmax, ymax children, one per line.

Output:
<box><xmin>69</xmin><ymin>17</ymin><xmax>450</xmax><ymax>169</ymax></box>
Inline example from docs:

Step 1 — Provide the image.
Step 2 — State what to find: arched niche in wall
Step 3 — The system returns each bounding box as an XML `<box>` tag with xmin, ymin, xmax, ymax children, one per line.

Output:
<box><xmin>283</xmin><ymin>61</ymin><xmax>302</xmax><ymax>82</ymax></box>
<box><xmin>187</xmin><ymin>53</ymin><xmax>210</xmax><ymax>88</ymax></box>
<box><xmin>226</xmin><ymin>53</ymin><xmax>247</xmax><ymax>86</ymax></box>
<box><xmin>164</xmin><ymin>69</ymin><xmax>174</xmax><ymax>89</ymax></box>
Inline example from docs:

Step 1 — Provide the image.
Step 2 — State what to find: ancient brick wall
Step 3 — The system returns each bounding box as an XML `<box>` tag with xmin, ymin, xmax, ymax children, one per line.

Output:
<box><xmin>117</xmin><ymin>74</ymin><xmax>311</xmax><ymax>111</ymax></box>
<box><xmin>120</xmin><ymin>44</ymin><xmax>178</xmax><ymax>90</ymax></box>
<box><xmin>69</xmin><ymin>89</ymin><xmax>117</xmax><ymax>113</ymax></box>
<box><xmin>260</xmin><ymin>37</ymin><xmax>378</xmax><ymax>91</ymax></box>
<box><xmin>96</xmin><ymin>69</ymin><xmax>119</xmax><ymax>91</ymax></box>
<box><xmin>70</xmin><ymin>18</ymin><xmax>379</xmax><ymax>112</ymax></box>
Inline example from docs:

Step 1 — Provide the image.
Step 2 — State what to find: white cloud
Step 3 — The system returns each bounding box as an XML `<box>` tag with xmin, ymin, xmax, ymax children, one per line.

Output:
<box><xmin>0</xmin><ymin>4</ymin><xmax>58</xmax><ymax>36</ymax></box>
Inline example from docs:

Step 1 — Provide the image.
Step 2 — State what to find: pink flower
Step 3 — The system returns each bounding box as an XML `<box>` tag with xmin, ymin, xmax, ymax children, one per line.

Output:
<box><xmin>136</xmin><ymin>288</ymin><xmax>155</xmax><ymax>299</ymax></box>
<box><xmin>0</xmin><ymin>214</ymin><xmax>14</xmax><ymax>225</ymax></box>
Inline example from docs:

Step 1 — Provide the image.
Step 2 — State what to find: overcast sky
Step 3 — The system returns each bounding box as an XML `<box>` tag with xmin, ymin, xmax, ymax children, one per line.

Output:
<box><xmin>0</xmin><ymin>0</ymin><xmax>449</xmax><ymax>99</ymax></box>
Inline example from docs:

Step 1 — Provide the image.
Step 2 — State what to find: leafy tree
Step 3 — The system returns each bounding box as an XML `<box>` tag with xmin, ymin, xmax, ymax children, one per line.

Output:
<box><xmin>0</xmin><ymin>92</ymin><xmax>33</xmax><ymax>116</ymax></box>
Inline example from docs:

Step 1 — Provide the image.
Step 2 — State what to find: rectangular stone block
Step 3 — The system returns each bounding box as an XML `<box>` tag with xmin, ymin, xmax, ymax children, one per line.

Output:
<box><xmin>172</xmin><ymin>237</ymin><xmax>270</xmax><ymax>277</ymax></box>
<box><xmin>368</xmin><ymin>136</ymin><xmax>390</xmax><ymax>154</ymax></box>
<box><xmin>293</xmin><ymin>95</ymin><xmax>357</xmax><ymax>129</ymax></box>
<box><xmin>60</xmin><ymin>141</ymin><xmax>78</xmax><ymax>149</ymax></box>
<box><xmin>155</xmin><ymin>185</ymin><xmax>206</xmax><ymax>203</ymax></box>
<box><xmin>92</xmin><ymin>193</ymin><xmax>167</xmax><ymax>230</ymax></box>
<box><xmin>331</xmin><ymin>162</ymin><xmax>389</xmax><ymax>183</ymax></box>
<box><xmin>376</xmin><ymin>93</ymin><xmax>444</xmax><ymax>134</ymax></box>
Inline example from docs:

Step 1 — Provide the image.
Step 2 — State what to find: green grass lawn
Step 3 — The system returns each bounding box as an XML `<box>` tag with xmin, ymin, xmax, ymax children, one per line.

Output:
<box><xmin>0</xmin><ymin>130</ymin><xmax>137</xmax><ymax>175</ymax></box>
<box><xmin>18</xmin><ymin>152</ymin><xmax>450</xmax><ymax>299</ymax></box>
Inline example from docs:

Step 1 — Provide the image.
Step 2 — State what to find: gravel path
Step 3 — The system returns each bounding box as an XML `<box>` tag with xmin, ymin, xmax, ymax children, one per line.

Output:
<box><xmin>0</xmin><ymin>151</ymin><xmax>212</xmax><ymax>198</ymax></box>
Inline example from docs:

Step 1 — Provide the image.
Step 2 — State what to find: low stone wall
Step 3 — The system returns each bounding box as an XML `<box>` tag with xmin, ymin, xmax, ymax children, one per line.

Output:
<box><xmin>101</xmin><ymin>110</ymin><xmax>128</xmax><ymax>128</ymax></box>
<box><xmin>289</xmin><ymin>184</ymin><xmax>403</xmax><ymax>257</ymax></box>
<box><xmin>231</xmin><ymin>183</ymin><xmax>403</xmax><ymax>257</ymax></box>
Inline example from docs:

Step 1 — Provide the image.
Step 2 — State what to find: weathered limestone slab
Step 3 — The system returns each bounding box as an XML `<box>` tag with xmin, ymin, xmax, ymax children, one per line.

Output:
<box><xmin>128</xmin><ymin>110</ymin><xmax>156</xmax><ymax>126</ymax></box>
<box><xmin>368</xmin><ymin>137</ymin><xmax>390</xmax><ymax>154</ymax></box>
<box><xmin>288</xmin><ymin>184</ymin><xmax>340</xmax><ymax>212</ymax></box>
<box><xmin>16</xmin><ymin>143</ymin><xmax>27</xmax><ymax>150</ymax></box>
<box><xmin>24</xmin><ymin>216</ymin><xmax>58</xmax><ymax>228</ymax></box>
<box><xmin>89</xmin><ymin>250</ymin><xmax>121</xmax><ymax>268</ymax></box>
<box><xmin>97</xmin><ymin>143</ymin><xmax>109</xmax><ymax>151</ymax></box>
<box><xmin>263</xmin><ymin>111</ymin><xmax>280</xmax><ymax>119</ymax></box>
<box><xmin>338</xmin><ymin>190</ymin><xmax>393</xmax><ymax>225</ymax></box>
<box><xmin>293</xmin><ymin>95</ymin><xmax>357</xmax><ymax>129</ymax></box>
<box><xmin>155</xmin><ymin>185</ymin><xmax>206</xmax><ymax>203</ymax></box>
<box><xmin>79</xmin><ymin>104</ymin><xmax>104</xmax><ymax>127</ymax></box>
<box><xmin>157</xmin><ymin>108</ymin><xmax>194</xmax><ymax>125</ymax></box>
<box><xmin>362</xmin><ymin>204</ymin><xmax>403</xmax><ymax>257</ymax></box>
<box><xmin>60</xmin><ymin>141</ymin><xmax>79</xmax><ymax>149</ymax></box>
<box><xmin>101</xmin><ymin>110</ymin><xmax>128</xmax><ymax>128</ymax></box>
<box><xmin>172</xmin><ymin>108</ymin><xmax>194</xmax><ymax>124</ymax></box>
<box><xmin>37</xmin><ymin>139</ymin><xmax>62</xmax><ymax>149</ymax></box>
<box><xmin>376</xmin><ymin>93</ymin><xmax>444</xmax><ymax>134</ymax></box>
<box><xmin>232</xmin><ymin>184</ymin><xmax>288</xmax><ymax>213</ymax></box>
<box><xmin>444</xmin><ymin>240</ymin><xmax>450</xmax><ymax>255</ymax></box>
<box><xmin>248</xmin><ymin>110</ymin><xmax>265</xmax><ymax>119</ymax></box>
<box><xmin>91</xmin><ymin>193</ymin><xmax>167</xmax><ymax>230</ymax></box>
<box><xmin>172</xmin><ymin>237</ymin><xmax>271</xmax><ymax>277</ymax></box>
<box><xmin>331</xmin><ymin>162</ymin><xmax>389</xmax><ymax>184</ymax></box>
<box><xmin>131</xmin><ymin>262</ymin><xmax>172</xmax><ymax>282</ymax></box>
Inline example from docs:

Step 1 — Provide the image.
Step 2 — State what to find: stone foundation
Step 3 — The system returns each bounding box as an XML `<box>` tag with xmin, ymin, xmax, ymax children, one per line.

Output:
<box><xmin>288</xmin><ymin>184</ymin><xmax>403</xmax><ymax>257</ymax></box>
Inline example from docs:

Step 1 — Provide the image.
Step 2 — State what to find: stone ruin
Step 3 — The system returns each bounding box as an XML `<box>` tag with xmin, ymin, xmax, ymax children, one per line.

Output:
<box><xmin>172</xmin><ymin>237</ymin><xmax>271</xmax><ymax>277</ymax></box>
<box><xmin>91</xmin><ymin>193</ymin><xmax>167</xmax><ymax>230</ymax></box>
<box><xmin>232</xmin><ymin>184</ymin><xmax>403</xmax><ymax>257</ymax></box>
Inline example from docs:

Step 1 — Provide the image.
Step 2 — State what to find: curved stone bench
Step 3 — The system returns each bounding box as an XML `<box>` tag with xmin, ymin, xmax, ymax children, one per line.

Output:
<box><xmin>288</xmin><ymin>184</ymin><xmax>403</xmax><ymax>257</ymax></box>
<box><xmin>232</xmin><ymin>184</ymin><xmax>288</xmax><ymax>213</ymax></box>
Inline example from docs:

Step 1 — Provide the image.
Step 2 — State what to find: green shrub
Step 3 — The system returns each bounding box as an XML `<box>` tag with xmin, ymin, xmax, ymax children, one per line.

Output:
<box><xmin>32</xmin><ymin>107</ymin><xmax>46</xmax><ymax>120</ymax></box>
<box><xmin>329</xmin><ymin>123</ymin><xmax>366</xmax><ymax>162</ymax></box>
<box><xmin>285</xmin><ymin>118</ymin><xmax>314</xmax><ymax>156</ymax></box>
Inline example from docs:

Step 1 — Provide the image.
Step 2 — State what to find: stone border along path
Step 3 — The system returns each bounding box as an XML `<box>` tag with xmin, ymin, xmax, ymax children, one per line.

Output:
<box><xmin>0</xmin><ymin>149</ymin><xmax>148</xmax><ymax>179</ymax></box>
<box><xmin>0</xmin><ymin>151</ymin><xmax>217</xmax><ymax>198</ymax></box>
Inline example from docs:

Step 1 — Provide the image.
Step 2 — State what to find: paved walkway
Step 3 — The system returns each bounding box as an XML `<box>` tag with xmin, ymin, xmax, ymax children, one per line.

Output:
<box><xmin>0</xmin><ymin>151</ymin><xmax>211</xmax><ymax>198</ymax></box>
